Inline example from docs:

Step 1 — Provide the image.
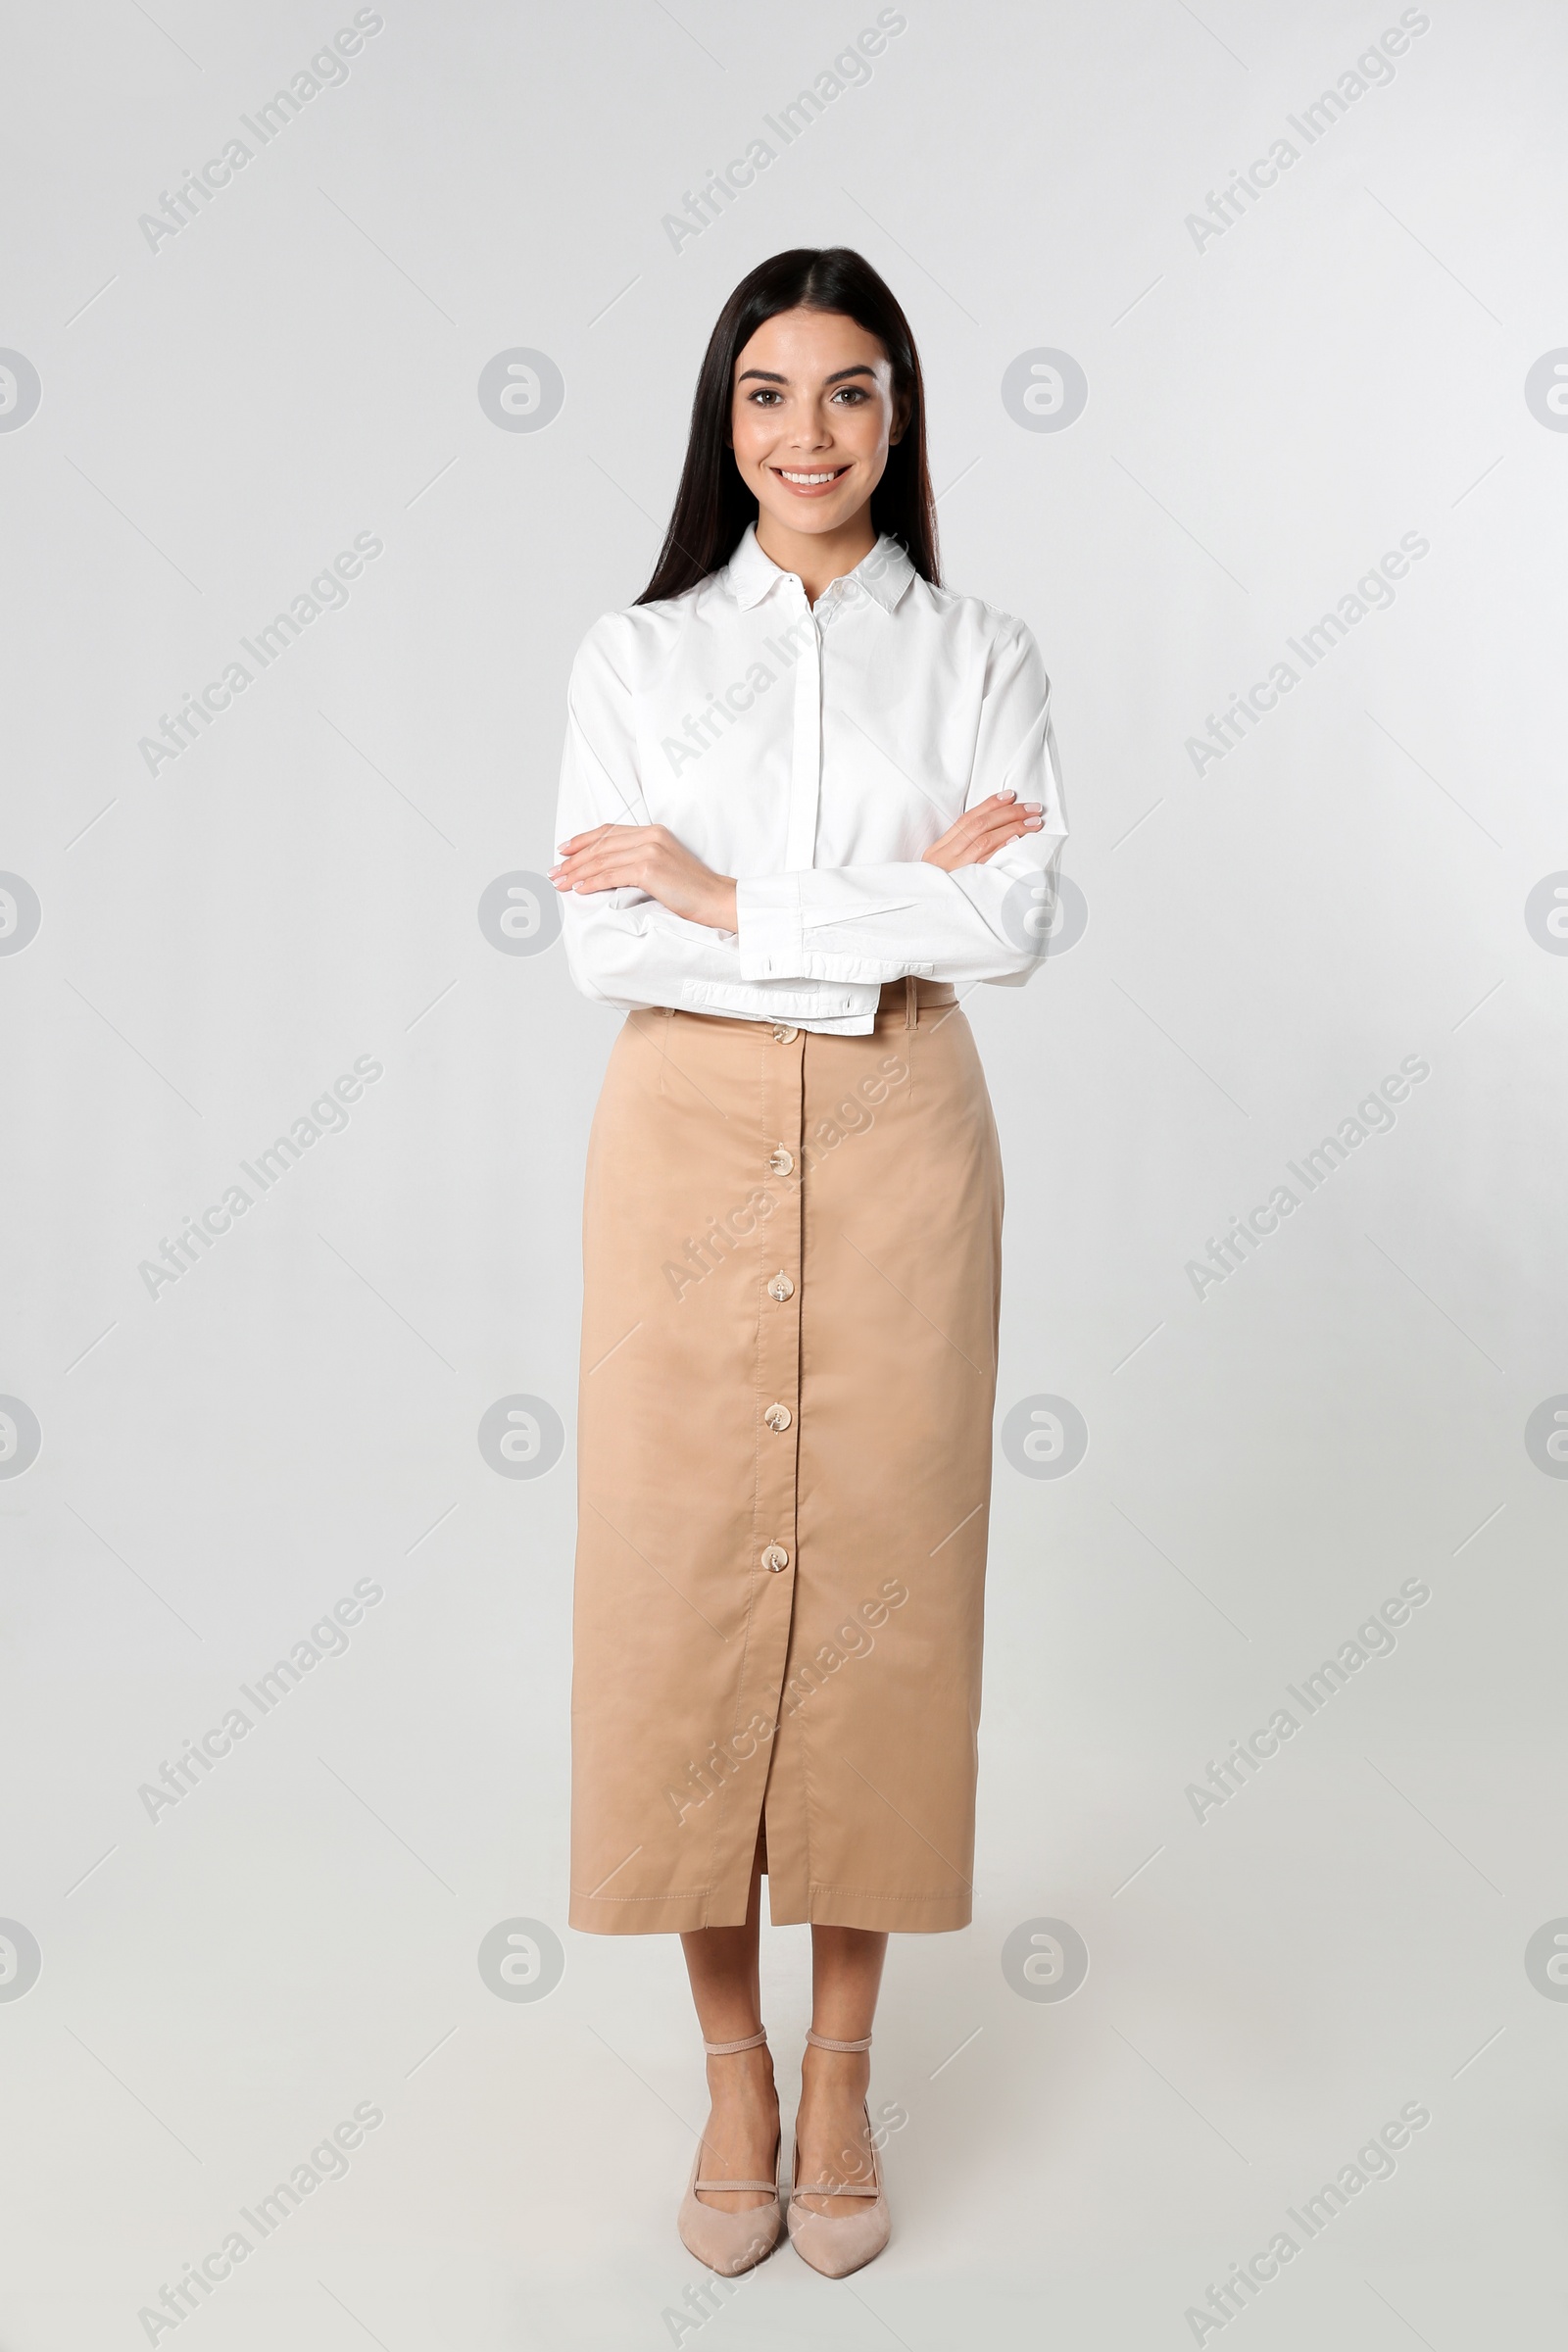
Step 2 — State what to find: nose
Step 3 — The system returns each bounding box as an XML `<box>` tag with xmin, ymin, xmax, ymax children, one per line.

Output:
<box><xmin>787</xmin><ymin>410</ymin><xmax>833</xmax><ymax>450</ymax></box>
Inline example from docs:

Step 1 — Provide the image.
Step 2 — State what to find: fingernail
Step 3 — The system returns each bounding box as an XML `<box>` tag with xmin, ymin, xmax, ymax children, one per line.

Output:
<box><xmin>1025</xmin><ymin>815</ymin><xmax>1043</xmax><ymax>829</ymax></box>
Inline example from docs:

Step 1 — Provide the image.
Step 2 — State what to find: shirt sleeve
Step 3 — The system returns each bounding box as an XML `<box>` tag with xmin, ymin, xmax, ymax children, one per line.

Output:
<box><xmin>554</xmin><ymin>618</ymin><xmax>880</xmax><ymax>1025</ymax></box>
<box><xmin>733</xmin><ymin>618</ymin><xmax>1069</xmax><ymax>988</ymax></box>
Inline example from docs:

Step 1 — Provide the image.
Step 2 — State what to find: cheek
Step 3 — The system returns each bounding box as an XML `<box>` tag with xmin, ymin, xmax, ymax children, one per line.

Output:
<box><xmin>839</xmin><ymin>402</ymin><xmax>892</xmax><ymax>459</ymax></box>
<box><xmin>730</xmin><ymin>406</ymin><xmax>770</xmax><ymax>465</ymax></box>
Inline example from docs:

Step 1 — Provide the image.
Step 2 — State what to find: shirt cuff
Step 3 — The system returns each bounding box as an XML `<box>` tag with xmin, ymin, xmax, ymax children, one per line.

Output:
<box><xmin>734</xmin><ymin>873</ymin><xmax>805</xmax><ymax>981</ymax></box>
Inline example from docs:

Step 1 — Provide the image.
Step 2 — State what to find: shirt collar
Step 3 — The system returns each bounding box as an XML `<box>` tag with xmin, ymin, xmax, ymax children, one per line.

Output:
<box><xmin>723</xmin><ymin>521</ymin><xmax>916</xmax><ymax>613</ymax></box>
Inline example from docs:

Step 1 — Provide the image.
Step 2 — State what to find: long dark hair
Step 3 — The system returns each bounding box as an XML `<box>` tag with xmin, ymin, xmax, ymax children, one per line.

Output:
<box><xmin>636</xmin><ymin>247</ymin><xmax>940</xmax><ymax>605</ymax></box>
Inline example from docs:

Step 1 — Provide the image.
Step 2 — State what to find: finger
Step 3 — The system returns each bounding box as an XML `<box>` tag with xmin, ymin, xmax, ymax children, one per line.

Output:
<box><xmin>556</xmin><ymin>822</ymin><xmax>649</xmax><ymax>856</ymax></box>
<box><xmin>960</xmin><ymin>794</ymin><xmax>1041</xmax><ymax>830</ymax></box>
<box><xmin>560</xmin><ymin>854</ymin><xmax>637</xmax><ymax>890</ymax></box>
<box><xmin>942</xmin><ymin>795</ymin><xmax>1033</xmax><ymax>850</ymax></box>
<box><xmin>572</xmin><ymin>845</ymin><xmax>664</xmax><ymax>890</ymax></box>
<box><xmin>937</xmin><ymin>814</ymin><xmax>996</xmax><ymax>854</ymax></box>
<box><xmin>551</xmin><ymin>851</ymin><xmax>629</xmax><ymax>891</ymax></box>
<box><xmin>555</xmin><ymin>847</ymin><xmax>649</xmax><ymax>884</ymax></box>
<box><xmin>961</xmin><ymin>819</ymin><xmax>1042</xmax><ymax>863</ymax></box>
<box><xmin>983</xmin><ymin>807</ymin><xmax>1044</xmax><ymax>830</ymax></box>
<box><xmin>967</xmin><ymin>812</ymin><xmax>1035</xmax><ymax>847</ymax></box>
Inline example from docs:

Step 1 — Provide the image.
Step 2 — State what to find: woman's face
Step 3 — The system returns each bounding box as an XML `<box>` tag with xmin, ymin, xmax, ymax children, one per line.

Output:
<box><xmin>729</xmin><ymin>307</ymin><xmax>906</xmax><ymax>541</ymax></box>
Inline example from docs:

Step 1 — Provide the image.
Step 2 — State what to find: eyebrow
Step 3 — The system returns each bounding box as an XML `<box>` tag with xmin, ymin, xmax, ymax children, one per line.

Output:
<box><xmin>736</xmin><ymin>365</ymin><xmax>878</xmax><ymax>386</ymax></box>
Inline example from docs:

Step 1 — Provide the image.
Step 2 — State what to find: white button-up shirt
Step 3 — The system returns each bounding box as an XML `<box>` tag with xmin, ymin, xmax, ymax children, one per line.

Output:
<box><xmin>555</xmin><ymin>522</ymin><xmax>1068</xmax><ymax>1035</ymax></box>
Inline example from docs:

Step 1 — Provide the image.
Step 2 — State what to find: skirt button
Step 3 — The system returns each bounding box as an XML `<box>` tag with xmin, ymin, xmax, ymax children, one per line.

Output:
<box><xmin>767</xmin><ymin>1271</ymin><xmax>795</xmax><ymax>1302</ymax></box>
<box><xmin>763</xmin><ymin>1402</ymin><xmax>793</xmax><ymax>1433</ymax></box>
<box><xmin>771</xmin><ymin>1024</ymin><xmax>800</xmax><ymax>1043</ymax></box>
<box><xmin>761</xmin><ymin>1544</ymin><xmax>790</xmax><ymax>1572</ymax></box>
<box><xmin>768</xmin><ymin>1146</ymin><xmax>794</xmax><ymax>1175</ymax></box>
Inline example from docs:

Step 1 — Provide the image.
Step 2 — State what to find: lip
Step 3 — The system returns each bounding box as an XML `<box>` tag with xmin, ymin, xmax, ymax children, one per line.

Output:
<box><xmin>769</xmin><ymin>464</ymin><xmax>852</xmax><ymax>498</ymax></box>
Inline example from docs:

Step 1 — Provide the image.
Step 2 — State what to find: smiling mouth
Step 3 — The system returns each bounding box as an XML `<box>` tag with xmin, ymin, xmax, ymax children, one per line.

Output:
<box><xmin>771</xmin><ymin>465</ymin><xmax>851</xmax><ymax>489</ymax></box>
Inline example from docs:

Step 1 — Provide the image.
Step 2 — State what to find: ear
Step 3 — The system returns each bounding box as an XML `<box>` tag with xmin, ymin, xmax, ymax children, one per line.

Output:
<box><xmin>888</xmin><ymin>386</ymin><xmax>912</xmax><ymax>447</ymax></box>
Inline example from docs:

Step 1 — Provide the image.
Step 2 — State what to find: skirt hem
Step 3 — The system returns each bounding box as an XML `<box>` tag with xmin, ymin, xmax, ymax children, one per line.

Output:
<box><xmin>568</xmin><ymin>1887</ymin><xmax>973</xmax><ymax>1936</ymax></box>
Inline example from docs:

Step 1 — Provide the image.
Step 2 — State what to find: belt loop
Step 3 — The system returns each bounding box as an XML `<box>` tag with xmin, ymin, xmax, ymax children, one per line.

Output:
<box><xmin>905</xmin><ymin>975</ymin><xmax>917</xmax><ymax>1030</ymax></box>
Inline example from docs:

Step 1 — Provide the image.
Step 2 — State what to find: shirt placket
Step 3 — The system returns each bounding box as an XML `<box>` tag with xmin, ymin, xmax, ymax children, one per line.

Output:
<box><xmin>784</xmin><ymin>587</ymin><xmax>822</xmax><ymax>872</ymax></box>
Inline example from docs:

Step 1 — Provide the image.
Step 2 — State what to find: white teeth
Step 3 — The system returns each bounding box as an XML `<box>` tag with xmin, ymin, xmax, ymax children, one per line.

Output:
<box><xmin>778</xmin><ymin>468</ymin><xmax>844</xmax><ymax>484</ymax></box>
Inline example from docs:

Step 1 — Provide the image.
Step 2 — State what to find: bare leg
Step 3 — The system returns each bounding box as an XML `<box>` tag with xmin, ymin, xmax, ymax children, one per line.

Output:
<box><xmin>794</xmin><ymin>1925</ymin><xmax>888</xmax><ymax>2218</ymax></box>
<box><xmin>679</xmin><ymin>1830</ymin><xmax>780</xmax><ymax>2214</ymax></box>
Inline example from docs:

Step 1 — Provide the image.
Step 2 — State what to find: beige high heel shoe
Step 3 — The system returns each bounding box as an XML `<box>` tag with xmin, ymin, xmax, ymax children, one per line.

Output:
<box><xmin>787</xmin><ymin>2031</ymin><xmax>891</xmax><ymax>2278</ymax></box>
<box><xmin>675</xmin><ymin>2028</ymin><xmax>783</xmax><ymax>2276</ymax></box>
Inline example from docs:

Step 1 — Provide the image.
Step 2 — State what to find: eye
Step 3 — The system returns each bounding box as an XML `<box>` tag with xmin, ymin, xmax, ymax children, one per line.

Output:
<box><xmin>746</xmin><ymin>387</ymin><xmax>783</xmax><ymax>406</ymax></box>
<box><xmin>832</xmin><ymin>385</ymin><xmax>869</xmax><ymax>404</ymax></box>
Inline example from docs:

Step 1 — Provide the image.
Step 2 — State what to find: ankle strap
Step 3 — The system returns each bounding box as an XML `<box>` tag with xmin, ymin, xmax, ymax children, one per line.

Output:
<box><xmin>805</xmin><ymin>2030</ymin><xmax>872</xmax><ymax>2052</ymax></box>
<box><xmin>704</xmin><ymin>2028</ymin><xmax>768</xmax><ymax>2055</ymax></box>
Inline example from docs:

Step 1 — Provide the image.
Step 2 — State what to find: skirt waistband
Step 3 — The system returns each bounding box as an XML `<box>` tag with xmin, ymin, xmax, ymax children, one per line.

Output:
<box><xmin>652</xmin><ymin>976</ymin><xmax>958</xmax><ymax>1037</ymax></box>
<box><xmin>878</xmin><ymin>977</ymin><xmax>957</xmax><ymax>1012</ymax></box>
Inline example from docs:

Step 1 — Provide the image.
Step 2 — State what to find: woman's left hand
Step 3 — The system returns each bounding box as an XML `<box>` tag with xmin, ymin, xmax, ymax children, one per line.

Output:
<box><xmin>551</xmin><ymin>823</ymin><xmax>738</xmax><ymax>932</ymax></box>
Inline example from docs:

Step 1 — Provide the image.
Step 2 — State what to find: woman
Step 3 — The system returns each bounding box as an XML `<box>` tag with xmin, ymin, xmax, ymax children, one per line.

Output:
<box><xmin>551</xmin><ymin>247</ymin><xmax>1066</xmax><ymax>2279</ymax></box>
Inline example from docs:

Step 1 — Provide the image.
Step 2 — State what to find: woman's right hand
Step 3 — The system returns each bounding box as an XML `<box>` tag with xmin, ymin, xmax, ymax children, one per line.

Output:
<box><xmin>921</xmin><ymin>791</ymin><xmax>1045</xmax><ymax>872</ymax></box>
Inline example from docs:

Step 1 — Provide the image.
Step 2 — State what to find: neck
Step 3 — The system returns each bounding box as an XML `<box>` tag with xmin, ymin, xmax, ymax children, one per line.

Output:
<box><xmin>755</xmin><ymin>512</ymin><xmax>877</xmax><ymax>607</ymax></box>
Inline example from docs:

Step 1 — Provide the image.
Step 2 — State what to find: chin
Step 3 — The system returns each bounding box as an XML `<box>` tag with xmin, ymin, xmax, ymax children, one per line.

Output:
<box><xmin>758</xmin><ymin>494</ymin><xmax>859</xmax><ymax>534</ymax></box>
<box><xmin>773</xmin><ymin>509</ymin><xmax>851</xmax><ymax>534</ymax></box>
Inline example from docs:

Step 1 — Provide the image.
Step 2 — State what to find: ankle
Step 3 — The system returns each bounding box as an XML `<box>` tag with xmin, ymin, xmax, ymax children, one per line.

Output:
<box><xmin>706</xmin><ymin>2045</ymin><xmax>777</xmax><ymax>2098</ymax></box>
<box><xmin>799</xmin><ymin>2045</ymin><xmax>870</xmax><ymax>2094</ymax></box>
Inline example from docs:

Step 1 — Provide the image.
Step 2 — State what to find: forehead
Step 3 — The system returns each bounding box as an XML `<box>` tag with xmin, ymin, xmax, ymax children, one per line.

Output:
<box><xmin>733</xmin><ymin>307</ymin><xmax>890</xmax><ymax>380</ymax></box>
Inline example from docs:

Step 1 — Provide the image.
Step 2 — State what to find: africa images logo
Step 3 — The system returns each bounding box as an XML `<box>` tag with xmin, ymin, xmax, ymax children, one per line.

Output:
<box><xmin>0</xmin><ymin>350</ymin><xmax>42</xmax><ymax>431</ymax></box>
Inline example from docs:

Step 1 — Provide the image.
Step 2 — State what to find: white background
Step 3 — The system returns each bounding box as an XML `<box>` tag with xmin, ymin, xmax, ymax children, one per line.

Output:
<box><xmin>3</xmin><ymin>1</ymin><xmax>1566</xmax><ymax>2344</ymax></box>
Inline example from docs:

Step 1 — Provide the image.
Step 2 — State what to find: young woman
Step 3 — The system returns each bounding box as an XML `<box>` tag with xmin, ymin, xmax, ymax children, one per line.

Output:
<box><xmin>551</xmin><ymin>247</ymin><xmax>1066</xmax><ymax>2279</ymax></box>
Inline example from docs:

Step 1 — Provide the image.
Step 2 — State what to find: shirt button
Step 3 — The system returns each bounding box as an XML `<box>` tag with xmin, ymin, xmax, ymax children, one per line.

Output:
<box><xmin>768</xmin><ymin>1147</ymin><xmax>794</xmax><ymax>1175</ymax></box>
<box><xmin>761</xmin><ymin>1544</ymin><xmax>790</xmax><ymax>1572</ymax></box>
<box><xmin>771</xmin><ymin>1024</ymin><xmax>800</xmax><ymax>1044</ymax></box>
<box><xmin>763</xmin><ymin>1402</ymin><xmax>792</xmax><ymax>1433</ymax></box>
<box><xmin>767</xmin><ymin>1272</ymin><xmax>795</xmax><ymax>1302</ymax></box>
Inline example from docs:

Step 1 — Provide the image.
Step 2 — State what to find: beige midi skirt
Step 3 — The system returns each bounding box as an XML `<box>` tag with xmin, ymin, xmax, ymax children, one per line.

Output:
<box><xmin>568</xmin><ymin>978</ymin><xmax>1004</xmax><ymax>1936</ymax></box>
